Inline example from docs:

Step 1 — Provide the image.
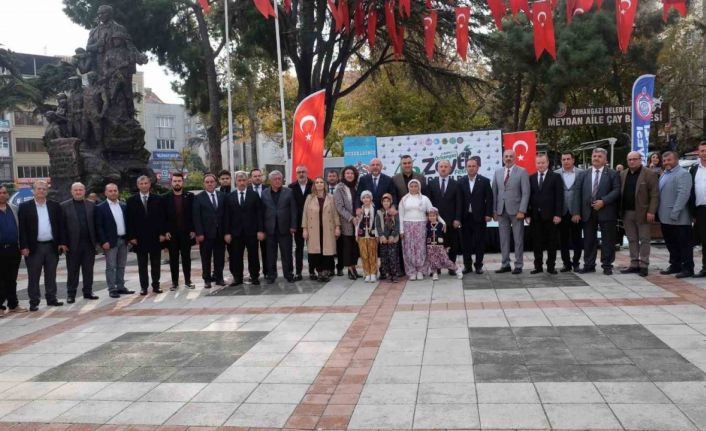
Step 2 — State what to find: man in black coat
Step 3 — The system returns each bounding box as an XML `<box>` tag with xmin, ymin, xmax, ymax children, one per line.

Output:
<box><xmin>456</xmin><ymin>158</ymin><xmax>493</xmax><ymax>274</ymax></box>
<box><xmin>18</xmin><ymin>180</ymin><xmax>66</xmax><ymax>311</ymax></box>
<box><xmin>224</xmin><ymin>171</ymin><xmax>265</xmax><ymax>285</ymax></box>
<box><xmin>527</xmin><ymin>154</ymin><xmax>564</xmax><ymax>274</ymax></box>
<box><xmin>262</xmin><ymin>170</ymin><xmax>297</xmax><ymax>283</ymax></box>
<box><xmin>248</xmin><ymin>168</ymin><xmax>268</xmax><ymax>278</ymax></box>
<box><xmin>126</xmin><ymin>175</ymin><xmax>167</xmax><ymax>295</ymax></box>
<box><xmin>357</xmin><ymin>158</ymin><xmax>397</xmax><ymax>209</ymax></box>
<box><xmin>192</xmin><ymin>174</ymin><xmax>226</xmax><ymax>288</ymax></box>
<box><xmin>95</xmin><ymin>183</ymin><xmax>134</xmax><ymax>298</ymax></box>
<box><xmin>288</xmin><ymin>165</ymin><xmax>313</xmax><ymax>281</ymax></box>
<box><xmin>162</xmin><ymin>172</ymin><xmax>196</xmax><ymax>291</ymax></box>
<box><xmin>428</xmin><ymin>159</ymin><xmax>461</xmax><ymax>274</ymax></box>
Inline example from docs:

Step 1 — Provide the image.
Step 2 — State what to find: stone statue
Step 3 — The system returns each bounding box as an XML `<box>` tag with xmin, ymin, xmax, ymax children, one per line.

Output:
<box><xmin>67</xmin><ymin>77</ymin><xmax>84</xmax><ymax>139</ymax></box>
<box><xmin>82</xmin><ymin>71</ymin><xmax>107</xmax><ymax>146</ymax></box>
<box><xmin>44</xmin><ymin>111</ymin><xmax>66</xmax><ymax>144</ymax></box>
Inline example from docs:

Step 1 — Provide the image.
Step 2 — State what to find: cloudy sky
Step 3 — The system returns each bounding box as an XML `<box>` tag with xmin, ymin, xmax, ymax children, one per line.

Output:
<box><xmin>1</xmin><ymin>0</ymin><xmax>182</xmax><ymax>103</ymax></box>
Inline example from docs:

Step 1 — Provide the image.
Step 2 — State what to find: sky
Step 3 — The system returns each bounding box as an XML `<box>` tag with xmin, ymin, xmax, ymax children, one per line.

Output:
<box><xmin>0</xmin><ymin>0</ymin><xmax>183</xmax><ymax>104</ymax></box>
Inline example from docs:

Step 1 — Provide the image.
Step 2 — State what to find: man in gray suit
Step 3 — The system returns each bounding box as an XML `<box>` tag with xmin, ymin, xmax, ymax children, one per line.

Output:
<box><xmin>573</xmin><ymin>148</ymin><xmax>620</xmax><ymax>275</ymax></box>
<box><xmin>261</xmin><ymin>170</ymin><xmax>297</xmax><ymax>283</ymax></box>
<box><xmin>658</xmin><ymin>151</ymin><xmax>694</xmax><ymax>278</ymax></box>
<box><xmin>392</xmin><ymin>154</ymin><xmax>427</xmax><ymax>198</ymax></box>
<box><xmin>60</xmin><ymin>182</ymin><xmax>99</xmax><ymax>303</ymax></box>
<box><xmin>492</xmin><ymin>149</ymin><xmax>530</xmax><ymax>274</ymax></box>
<box><xmin>555</xmin><ymin>152</ymin><xmax>584</xmax><ymax>272</ymax></box>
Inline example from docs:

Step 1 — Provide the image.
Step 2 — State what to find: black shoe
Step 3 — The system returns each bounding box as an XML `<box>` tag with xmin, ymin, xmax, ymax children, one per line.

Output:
<box><xmin>286</xmin><ymin>276</ymin><xmax>295</xmax><ymax>283</ymax></box>
<box><xmin>547</xmin><ymin>268</ymin><xmax>557</xmax><ymax>275</ymax></box>
<box><xmin>462</xmin><ymin>267</ymin><xmax>473</xmax><ymax>274</ymax></box>
<box><xmin>170</xmin><ymin>285</ymin><xmax>178</xmax><ymax>291</ymax></box>
<box><xmin>512</xmin><ymin>268</ymin><xmax>522</xmax><ymax>274</ymax></box>
<box><xmin>185</xmin><ymin>281</ymin><xmax>196</xmax><ymax>289</ymax></box>
<box><xmin>603</xmin><ymin>268</ymin><xmax>613</xmax><ymax>275</ymax></box>
<box><xmin>153</xmin><ymin>288</ymin><xmax>164</xmax><ymax>294</ymax></box>
<box><xmin>266</xmin><ymin>278</ymin><xmax>275</xmax><ymax>284</ymax></box>
<box><xmin>676</xmin><ymin>270</ymin><xmax>694</xmax><ymax>278</ymax></box>
<box><xmin>117</xmin><ymin>289</ymin><xmax>135</xmax><ymax>294</ymax></box>
<box><xmin>215</xmin><ymin>280</ymin><xmax>226</xmax><ymax>286</ymax></box>
<box><xmin>348</xmin><ymin>270</ymin><xmax>356</xmax><ymax>280</ymax></box>
<box><xmin>693</xmin><ymin>269</ymin><xmax>706</xmax><ymax>278</ymax></box>
<box><xmin>318</xmin><ymin>275</ymin><xmax>331</xmax><ymax>283</ymax></box>
<box><xmin>47</xmin><ymin>300</ymin><xmax>63</xmax><ymax>307</ymax></box>
<box><xmin>109</xmin><ymin>292</ymin><xmax>120</xmax><ymax>298</ymax></box>
<box><xmin>639</xmin><ymin>268</ymin><xmax>649</xmax><ymax>277</ymax></box>
<box><xmin>620</xmin><ymin>267</ymin><xmax>640</xmax><ymax>274</ymax></box>
<box><xmin>530</xmin><ymin>268</ymin><xmax>543</xmax><ymax>274</ymax></box>
<box><xmin>309</xmin><ymin>274</ymin><xmax>318</xmax><ymax>281</ymax></box>
<box><xmin>660</xmin><ymin>266</ymin><xmax>681</xmax><ymax>275</ymax></box>
<box><xmin>475</xmin><ymin>268</ymin><xmax>484</xmax><ymax>274</ymax></box>
<box><xmin>140</xmin><ymin>289</ymin><xmax>148</xmax><ymax>296</ymax></box>
<box><xmin>572</xmin><ymin>263</ymin><xmax>581</xmax><ymax>272</ymax></box>
<box><xmin>495</xmin><ymin>267</ymin><xmax>511</xmax><ymax>274</ymax></box>
<box><xmin>0</xmin><ymin>305</ymin><xmax>6</xmax><ymax>311</ymax></box>
<box><xmin>560</xmin><ymin>266</ymin><xmax>572</xmax><ymax>273</ymax></box>
<box><xmin>204</xmin><ymin>282</ymin><xmax>212</xmax><ymax>289</ymax></box>
<box><xmin>83</xmin><ymin>294</ymin><xmax>99</xmax><ymax>300</ymax></box>
<box><xmin>66</xmin><ymin>297</ymin><xmax>76</xmax><ymax>304</ymax></box>
<box><xmin>449</xmin><ymin>270</ymin><xmax>457</xmax><ymax>276</ymax></box>
<box><xmin>337</xmin><ymin>269</ymin><xmax>344</xmax><ymax>277</ymax></box>
<box><xmin>230</xmin><ymin>279</ymin><xmax>243</xmax><ymax>287</ymax></box>
<box><xmin>29</xmin><ymin>305</ymin><xmax>39</xmax><ymax>312</ymax></box>
<box><xmin>578</xmin><ymin>267</ymin><xmax>596</xmax><ymax>274</ymax></box>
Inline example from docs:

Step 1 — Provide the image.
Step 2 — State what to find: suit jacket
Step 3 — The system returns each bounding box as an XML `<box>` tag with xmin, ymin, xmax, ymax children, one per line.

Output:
<box><xmin>456</xmin><ymin>175</ymin><xmax>493</xmax><ymax>223</ymax></box>
<box><xmin>427</xmin><ymin>176</ymin><xmax>461</xmax><ymax>224</ymax></box>
<box><xmin>492</xmin><ymin>165</ymin><xmax>530</xmax><ymax>215</ymax></box>
<box><xmin>0</xmin><ymin>204</ymin><xmax>19</xmax><ymax>246</ymax></box>
<box><xmin>528</xmin><ymin>170</ymin><xmax>564</xmax><ymax>221</ymax></box>
<box><xmin>554</xmin><ymin>167</ymin><xmax>585</xmax><ymax>216</ymax></box>
<box><xmin>688</xmin><ymin>164</ymin><xmax>703</xmax><ymax>213</ymax></box>
<box><xmin>574</xmin><ymin>166</ymin><xmax>621</xmax><ymax>222</ymax></box>
<box><xmin>620</xmin><ymin>167</ymin><xmax>659</xmax><ymax>222</ymax></box>
<box><xmin>658</xmin><ymin>165</ymin><xmax>693</xmax><ymax>226</ymax></box>
<box><xmin>223</xmin><ymin>188</ymin><xmax>264</xmax><ymax>236</ymax></box>
<box><xmin>334</xmin><ymin>182</ymin><xmax>357</xmax><ymax>237</ymax></box>
<box><xmin>357</xmin><ymin>173</ymin><xmax>397</xmax><ymax>209</ymax></box>
<box><xmin>18</xmin><ymin>199</ymin><xmax>65</xmax><ymax>252</ymax></box>
<box><xmin>248</xmin><ymin>184</ymin><xmax>267</xmax><ymax>199</ymax></box>
<box><xmin>125</xmin><ymin>193</ymin><xmax>167</xmax><ymax>253</ymax></box>
<box><xmin>261</xmin><ymin>186</ymin><xmax>297</xmax><ymax>235</ymax></box>
<box><xmin>288</xmin><ymin>179</ymin><xmax>313</xmax><ymax>228</ymax></box>
<box><xmin>95</xmin><ymin>200</ymin><xmax>127</xmax><ymax>248</ymax></box>
<box><xmin>192</xmin><ymin>190</ymin><xmax>225</xmax><ymax>239</ymax></box>
<box><xmin>392</xmin><ymin>172</ymin><xmax>427</xmax><ymax>200</ymax></box>
<box><xmin>162</xmin><ymin>191</ymin><xmax>195</xmax><ymax>235</ymax></box>
<box><xmin>60</xmin><ymin>199</ymin><xmax>97</xmax><ymax>251</ymax></box>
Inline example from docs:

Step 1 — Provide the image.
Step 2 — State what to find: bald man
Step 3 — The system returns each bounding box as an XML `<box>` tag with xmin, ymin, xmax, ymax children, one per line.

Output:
<box><xmin>619</xmin><ymin>151</ymin><xmax>659</xmax><ymax>277</ymax></box>
<box><xmin>357</xmin><ymin>158</ymin><xmax>397</xmax><ymax>209</ymax></box>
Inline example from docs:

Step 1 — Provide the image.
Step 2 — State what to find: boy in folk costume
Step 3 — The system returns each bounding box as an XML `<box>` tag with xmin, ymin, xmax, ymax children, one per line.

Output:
<box><xmin>356</xmin><ymin>191</ymin><xmax>378</xmax><ymax>282</ymax></box>
<box><xmin>424</xmin><ymin>207</ymin><xmax>463</xmax><ymax>280</ymax></box>
<box><xmin>375</xmin><ymin>193</ymin><xmax>402</xmax><ymax>283</ymax></box>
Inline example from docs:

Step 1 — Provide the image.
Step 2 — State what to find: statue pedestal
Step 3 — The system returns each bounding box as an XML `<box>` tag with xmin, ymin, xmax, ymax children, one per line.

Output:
<box><xmin>46</xmin><ymin>138</ymin><xmax>81</xmax><ymax>202</ymax></box>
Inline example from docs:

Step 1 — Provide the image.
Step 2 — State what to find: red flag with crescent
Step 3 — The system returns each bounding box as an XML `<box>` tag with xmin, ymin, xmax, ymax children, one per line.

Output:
<box><xmin>283</xmin><ymin>0</ymin><xmax>292</xmax><ymax>12</ymax></box>
<box><xmin>253</xmin><ymin>0</ymin><xmax>275</xmax><ymax>18</ymax></box>
<box><xmin>198</xmin><ymin>0</ymin><xmax>210</xmax><ymax>13</ymax></box>
<box><xmin>662</xmin><ymin>0</ymin><xmax>686</xmax><ymax>21</ymax></box>
<box><xmin>292</xmin><ymin>90</ymin><xmax>326</xmax><ymax>182</ymax></box>
<box><xmin>487</xmin><ymin>0</ymin><xmax>506</xmax><ymax>30</ymax></box>
<box><xmin>455</xmin><ymin>6</ymin><xmax>470</xmax><ymax>61</ymax></box>
<box><xmin>341</xmin><ymin>0</ymin><xmax>351</xmax><ymax>33</ymax></box>
<box><xmin>531</xmin><ymin>0</ymin><xmax>556</xmax><ymax>60</ymax></box>
<box><xmin>426</xmin><ymin>0</ymin><xmax>433</xmax><ymax>7</ymax></box>
<box><xmin>616</xmin><ymin>0</ymin><xmax>638</xmax><ymax>53</ymax></box>
<box><xmin>567</xmin><ymin>0</ymin><xmax>593</xmax><ymax>23</ymax></box>
<box><xmin>503</xmin><ymin>131</ymin><xmax>537</xmax><ymax>175</ymax></box>
<box><xmin>399</xmin><ymin>0</ymin><xmax>411</xmax><ymax>17</ymax></box>
<box><xmin>423</xmin><ymin>10</ymin><xmax>438</xmax><ymax>60</ymax></box>
<box><xmin>367</xmin><ymin>6</ymin><xmax>378</xmax><ymax>47</ymax></box>
<box><xmin>509</xmin><ymin>0</ymin><xmax>530</xmax><ymax>16</ymax></box>
<box><xmin>354</xmin><ymin>0</ymin><xmax>365</xmax><ymax>37</ymax></box>
<box><xmin>385</xmin><ymin>0</ymin><xmax>398</xmax><ymax>47</ymax></box>
<box><xmin>328</xmin><ymin>0</ymin><xmax>344</xmax><ymax>32</ymax></box>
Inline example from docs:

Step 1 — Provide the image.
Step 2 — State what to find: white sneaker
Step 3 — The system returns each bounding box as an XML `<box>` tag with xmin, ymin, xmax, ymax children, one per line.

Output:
<box><xmin>432</xmin><ymin>273</ymin><xmax>439</xmax><ymax>281</ymax></box>
<box><xmin>371</xmin><ymin>275</ymin><xmax>377</xmax><ymax>282</ymax></box>
<box><xmin>367</xmin><ymin>275</ymin><xmax>373</xmax><ymax>282</ymax></box>
<box><xmin>410</xmin><ymin>273</ymin><xmax>417</xmax><ymax>281</ymax></box>
<box><xmin>417</xmin><ymin>271</ymin><xmax>424</xmax><ymax>280</ymax></box>
<box><xmin>456</xmin><ymin>271</ymin><xmax>464</xmax><ymax>279</ymax></box>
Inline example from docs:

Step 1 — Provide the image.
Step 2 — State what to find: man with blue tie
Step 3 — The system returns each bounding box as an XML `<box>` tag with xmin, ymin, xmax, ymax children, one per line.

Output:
<box><xmin>658</xmin><ymin>151</ymin><xmax>694</xmax><ymax>278</ymax></box>
<box><xmin>193</xmin><ymin>174</ymin><xmax>226</xmax><ymax>288</ymax></box>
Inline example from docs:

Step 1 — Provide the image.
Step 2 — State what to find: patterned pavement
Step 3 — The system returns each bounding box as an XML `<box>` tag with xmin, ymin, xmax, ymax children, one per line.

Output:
<box><xmin>0</xmin><ymin>246</ymin><xmax>705</xmax><ymax>430</ymax></box>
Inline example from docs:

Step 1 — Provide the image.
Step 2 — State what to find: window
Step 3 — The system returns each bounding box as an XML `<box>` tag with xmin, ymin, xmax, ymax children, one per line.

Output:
<box><xmin>17</xmin><ymin>165</ymin><xmax>50</xmax><ymax>178</ymax></box>
<box><xmin>15</xmin><ymin>138</ymin><xmax>45</xmax><ymax>153</ymax></box>
<box><xmin>157</xmin><ymin>116</ymin><xmax>175</xmax><ymax>128</ymax></box>
<box><xmin>0</xmin><ymin>135</ymin><xmax>8</xmax><ymax>150</ymax></box>
<box><xmin>13</xmin><ymin>111</ymin><xmax>43</xmax><ymax>126</ymax></box>
<box><xmin>0</xmin><ymin>163</ymin><xmax>11</xmax><ymax>181</ymax></box>
<box><xmin>156</xmin><ymin>139</ymin><xmax>175</xmax><ymax>150</ymax></box>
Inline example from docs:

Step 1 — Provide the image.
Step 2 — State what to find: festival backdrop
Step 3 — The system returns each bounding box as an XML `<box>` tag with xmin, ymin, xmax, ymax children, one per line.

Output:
<box><xmin>375</xmin><ymin>130</ymin><xmax>503</xmax><ymax>180</ymax></box>
<box><xmin>343</xmin><ymin>136</ymin><xmax>378</xmax><ymax>175</ymax></box>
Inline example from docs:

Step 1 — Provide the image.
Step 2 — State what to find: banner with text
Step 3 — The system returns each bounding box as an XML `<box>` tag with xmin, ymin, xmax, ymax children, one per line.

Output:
<box><xmin>343</xmin><ymin>136</ymin><xmax>377</xmax><ymax>175</ymax></box>
<box><xmin>632</xmin><ymin>74</ymin><xmax>656</xmax><ymax>165</ymax></box>
<box><xmin>547</xmin><ymin>102</ymin><xmax>666</xmax><ymax>128</ymax></box>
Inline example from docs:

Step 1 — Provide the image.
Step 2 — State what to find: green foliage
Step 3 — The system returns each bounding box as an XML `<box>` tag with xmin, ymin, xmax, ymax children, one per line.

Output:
<box><xmin>184</xmin><ymin>170</ymin><xmax>204</xmax><ymax>191</ymax></box>
<box><xmin>0</xmin><ymin>46</ymin><xmax>42</xmax><ymax>112</ymax></box>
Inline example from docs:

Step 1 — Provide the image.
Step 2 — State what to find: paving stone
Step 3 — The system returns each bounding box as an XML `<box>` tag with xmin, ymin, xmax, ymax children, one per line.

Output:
<box><xmin>656</xmin><ymin>381</ymin><xmax>706</xmax><ymax>404</ymax></box>
<box><xmin>358</xmin><ymin>383</ymin><xmax>418</xmax><ymax>405</ymax></box>
<box><xmin>367</xmin><ymin>366</ymin><xmax>421</xmax><ymax>384</ymax></box>
<box><xmin>413</xmin><ymin>403</ymin><xmax>479</xmax><ymax>429</ymax></box>
<box><xmin>139</xmin><ymin>382</ymin><xmax>206</xmax><ymax>402</ymax></box>
<box><xmin>476</xmin><ymin>382</ymin><xmax>540</xmax><ymax>403</ymax></box>
<box><xmin>165</xmin><ymin>401</ymin><xmax>239</xmax><ymax>426</ymax></box>
<box><xmin>528</xmin><ymin>363</ymin><xmax>590</xmax><ymax>382</ymax></box>
<box><xmin>2</xmin><ymin>399</ymin><xmax>79</xmax><ymax>422</ymax></box>
<box><xmin>474</xmin><ymin>363</ymin><xmax>531</xmax><ymax>383</ymax></box>
<box><xmin>107</xmin><ymin>401</ymin><xmax>184</xmax><ymax>425</ymax></box>
<box><xmin>349</xmin><ymin>404</ymin><xmax>415</xmax><ymax>429</ymax></box>
<box><xmin>224</xmin><ymin>402</ymin><xmax>297</xmax><ymax>427</ymax></box>
<box><xmin>89</xmin><ymin>382</ymin><xmax>158</xmax><ymax>401</ymax></box>
<box><xmin>595</xmin><ymin>382</ymin><xmax>672</xmax><ymax>403</ymax></box>
<box><xmin>419</xmin><ymin>365</ymin><xmax>475</xmax><ymax>383</ymax></box>
<box><xmin>416</xmin><ymin>382</ymin><xmax>476</xmax><ymax>404</ymax></box>
<box><xmin>191</xmin><ymin>382</ymin><xmax>257</xmax><ymax>403</ymax></box>
<box><xmin>245</xmin><ymin>383</ymin><xmax>309</xmax><ymax>404</ymax></box>
<box><xmin>610</xmin><ymin>403</ymin><xmax>697</xmax><ymax>430</ymax></box>
<box><xmin>544</xmin><ymin>403</ymin><xmax>622</xmax><ymax>429</ymax></box>
<box><xmin>54</xmin><ymin>400</ymin><xmax>131</xmax><ymax>423</ymax></box>
<box><xmin>581</xmin><ymin>364</ymin><xmax>649</xmax><ymax>381</ymax></box>
<box><xmin>478</xmin><ymin>403</ymin><xmax>550</xmax><ymax>429</ymax></box>
<box><xmin>534</xmin><ymin>382</ymin><xmax>604</xmax><ymax>403</ymax></box>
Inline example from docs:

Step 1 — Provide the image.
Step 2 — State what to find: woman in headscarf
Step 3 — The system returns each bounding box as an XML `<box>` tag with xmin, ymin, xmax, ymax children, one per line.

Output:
<box><xmin>334</xmin><ymin>166</ymin><xmax>361</xmax><ymax>280</ymax></box>
<box><xmin>398</xmin><ymin>179</ymin><xmax>440</xmax><ymax>280</ymax></box>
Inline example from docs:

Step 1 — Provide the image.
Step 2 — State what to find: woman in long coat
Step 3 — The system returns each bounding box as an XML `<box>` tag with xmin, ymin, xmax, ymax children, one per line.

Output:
<box><xmin>303</xmin><ymin>177</ymin><xmax>341</xmax><ymax>282</ymax></box>
<box><xmin>334</xmin><ymin>166</ymin><xmax>361</xmax><ymax>280</ymax></box>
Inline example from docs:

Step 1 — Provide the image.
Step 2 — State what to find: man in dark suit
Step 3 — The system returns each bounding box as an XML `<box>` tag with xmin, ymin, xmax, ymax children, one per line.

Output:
<box><xmin>249</xmin><ymin>168</ymin><xmax>268</xmax><ymax>278</ymax></box>
<box><xmin>428</xmin><ymin>160</ymin><xmax>461</xmax><ymax>274</ymax></box>
<box><xmin>192</xmin><ymin>174</ymin><xmax>226</xmax><ymax>288</ymax></box>
<box><xmin>225</xmin><ymin>171</ymin><xmax>265</xmax><ymax>285</ymax></box>
<box><xmin>357</xmin><ymin>158</ymin><xmax>397</xmax><ymax>209</ymax></box>
<box><xmin>456</xmin><ymin>158</ymin><xmax>493</xmax><ymax>274</ymax></box>
<box><xmin>288</xmin><ymin>165</ymin><xmax>313</xmax><ymax>281</ymax></box>
<box><xmin>689</xmin><ymin>141</ymin><xmax>706</xmax><ymax>277</ymax></box>
<box><xmin>126</xmin><ymin>175</ymin><xmax>167</xmax><ymax>295</ymax></box>
<box><xmin>60</xmin><ymin>182</ymin><xmax>99</xmax><ymax>303</ymax></box>
<box><xmin>96</xmin><ymin>183</ymin><xmax>134</xmax><ymax>298</ymax></box>
<box><xmin>18</xmin><ymin>180</ymin><xmax>66</xmax><ymax>311</ymax></box>
<box><xmin>573</xmin><ymin>148</ymin><xmax>621</xmax><ymax>275</ymax></box>
<box><xmin>392</xmin><ymin>154</ymin><xmax>427</xmax><ymax>199</ymax></box>
<box><xmin>262</xmin><ymin>170</ymin><xmax>297</xmax><ymax>283</ymax></box>
<box><xmin>527</xmin><ymin>154</ymin><xmax>564</xmax><ymax>274</ymax></box>
<box><xmin>163</xmin><ymin>172</ymin><xmax>196</xmax><ymax>291</ymax></box>
<box><xmin>555</xmin><ymin>152</ymin><xmax>584</xmax><ymax>272</ymax></box>
<box><xmin>0</xmin><ymin>184</ymin><xmax>27</xmax><ymax>313</ymax></box>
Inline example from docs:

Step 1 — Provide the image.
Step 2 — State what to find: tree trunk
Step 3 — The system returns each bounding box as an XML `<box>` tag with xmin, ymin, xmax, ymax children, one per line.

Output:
<box><xmin>245</xmin><ymin>77</ymin><xmax>259</xmax><ymax>168</ymax></box>
<box><xmin>519</xmin><ymin>79</ymin><xmax>537</xmax><ymax>131</ymax></box>
<box><xmin>512</xmin><ymin>73</ymin><xmax>523</xmax><ymax>131</ymax></box>
<box><xmin>194</xmin><ymin>4</ymin><xmax>223</xmax><ymax>173</ymax></box>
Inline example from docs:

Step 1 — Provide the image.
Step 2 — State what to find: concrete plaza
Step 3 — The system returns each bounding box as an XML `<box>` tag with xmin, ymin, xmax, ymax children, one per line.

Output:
<box><xmin>0</xmin><ymin>247</ymin><xmax>705</xmax><ymax>430</ymax></box>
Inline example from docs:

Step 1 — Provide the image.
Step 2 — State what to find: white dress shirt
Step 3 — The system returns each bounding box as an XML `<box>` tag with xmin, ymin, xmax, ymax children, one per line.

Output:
<box><xmin>467</xmin><ymin>176</ymin><xmax>477</xmax><ymax>213</ymax></box>
<box><xmin>695</xmin><ymin>163</ymin><xmax>706</xmax><ymax>207</ymax></box>
<box><xmin>252</xmin><ymin>184</ymin><xmax>262</xmax><ymax>197</ymax></box>
<box><xmin>35</xmin><ymin>201</ymin><xmax>53</xmax><ymax>241</ymax></box>
<box><xmin>108</xmin><ymin>199</ymin><xmax>126</xmax><ymax>236</ymax></box>
<box><xmin>299</xmin><ymin>182</ymin><xmax>307</xmax><ymax>194</ymax></box>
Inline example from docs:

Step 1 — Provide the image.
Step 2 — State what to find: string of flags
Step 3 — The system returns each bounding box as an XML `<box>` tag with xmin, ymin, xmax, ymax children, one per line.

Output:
<box><xmin>235</xmin><ymin>0</ymin><xmax>688</xmax><ymax>61</ymax></box>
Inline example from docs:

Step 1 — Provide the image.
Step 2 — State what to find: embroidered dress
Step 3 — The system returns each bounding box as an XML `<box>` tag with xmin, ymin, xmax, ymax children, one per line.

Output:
<box><xmin>357</xmin><ymin>206</ymin><xmax>378</xmax><ymax>276</ymax></box>
<box><xmin>424</xmin><ymin>221</ymin><xmax>458</xmax><ymax>273</ymax></box>
<box><xmin>399</xmin><ymin>193</ymin><xmax>439</xmax><ymax>275</ymax></box>
<box><xmin>375</xmin><ymin>209</ymin><xmax>402</xmax><ymax>279</ymax></box>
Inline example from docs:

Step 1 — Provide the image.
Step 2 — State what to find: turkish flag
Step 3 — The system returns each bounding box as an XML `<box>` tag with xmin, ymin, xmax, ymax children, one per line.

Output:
<box><xmin>393</xmin><ymin>25</ymin><xmax>405</xmax><ymax>57</ymax></box>
<box><xmin>341</xmin><ymin>0</ymin><xmax>351</xmax><ymax>33</ymax></box>
<box><xmin>385</xmin><ymin>0</ymin><xmax>398</xmax><ymax>47</ymax></box>
<box><xmin>292</xmin><ymin>90</ymin><xmax>326</xmax><ymax>182</ymax></box>
<box><xmin>662</xmin><ymin>0</ymin><xmax>686</xmax><ymax>21</ymax></box>
<box><xmin>423</xmin><ymin>10</ymin><xmax>438</xmax><ymax>60</ymax></box>
<box><xmin>567</xmin><ymin>0</ymin><xmax>593</xmax><ymax>23</ymax></box>
<box><xmin>253</xmin><ymin>0</ymin><xmax>275</xmax><ymax>18</ymax></box>
<box><xmin>354</xmin><ymin>0</ymin><xmax>365</xmax><ymax>37</ymax></box>
<box><xmin>531</xmin><ymin>0</ymin><xmax>556</xmax><ymax>60</ymax></box>
<box><xmin>198</xmin><ymin>0</ymin><xmax>210</xmax><ymax>13</ymax></box>
<box><xmin>596</xmin><ymin>0</ymin><xmax>603</xmax><ymax>8</ymax></box>
<box><xmin>509</xmin><ymin>0</ymin><xmax>530</xmax><ymax>16</ymax></box>
<box><xmin>487</xmin><ymin>0</ymin><xmax>507</xmax><ymax>30</ymax></box>
<box><xmin>399</xmin><ymin>0</ymin><xmax>411</xmax><ymax>17</ymax></box>
<box><xmin>426</xmin><ymin>0</ymin><xmax>433</xmax><ymax>7</ymax></box>
<box><xmin>283</xmin><ymin>0</ymin><xmax>292</xmax><ymax>13</ymax></box>
<box><xmin>329</xmin><ymin>0</ymin><xmax>344</xmax><ymax>32</ymax></box>
<box><xmin>367</xmin><ymin>6</ymin><xmax>378</xmax><ymax>47</ymax></box>
<box><xmin>503</xmin><ymin>131</ymin><xmax>537</xmax><ymax>175</ymax></box>
<box><xmin>616</xmin><ymin>0</ymin><xmax>638</xmax><ymax>53</ymax></box>
<box><xmin>455</xmin><ymin>6</ymin><xmax>470</xmax><ymax>61</ymax></box>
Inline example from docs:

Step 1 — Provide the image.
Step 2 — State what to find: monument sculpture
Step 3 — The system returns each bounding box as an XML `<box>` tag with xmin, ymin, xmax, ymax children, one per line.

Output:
<box><xmin>44</xmin><ymin>4</ymin><xmax>153</xmax><ymax>200</ymax></box>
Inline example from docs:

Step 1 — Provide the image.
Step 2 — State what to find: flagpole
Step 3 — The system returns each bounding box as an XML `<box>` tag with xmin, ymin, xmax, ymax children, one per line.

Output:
<box><xmin>273</xmin><ymin>0</ymin><xmax>289</xmax><ymax>169</ymax></box>
<box><xmin>225</xmin><ymin>0</ymin><xmax>235</xmax><ymax>173</ymax></box>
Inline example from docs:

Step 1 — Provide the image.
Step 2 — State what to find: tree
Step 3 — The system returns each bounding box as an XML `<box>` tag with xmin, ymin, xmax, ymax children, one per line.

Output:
<box><xmin>0</xmin><ymin>46</ymin><xmax>41</xmax><ymax>112</ymax></box>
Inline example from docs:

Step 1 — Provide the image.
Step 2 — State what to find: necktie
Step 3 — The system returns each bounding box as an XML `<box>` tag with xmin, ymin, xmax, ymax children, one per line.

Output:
<box><xmin>592</xmin><ymin>169</ymin><xmax>601</xmax><ymax>199</ymax></box>
<box><xmin>240</xmin><ymin>191</ymin><xmax>245</xmax><ymax>206</ymax></box>
<box><xmin>504</xmin><ymin>168</ymin><xmax>511</xmax><ymax>186</ymax></box>
<box><xmin>373</xmin><ymin>177</ymin><xmax>378</xmax><ymax>192</ymax></box>
<box><xmin>539</xmin><ymin>172</ymin><xmax>544</xmax><ymax>190</ymax></box>
<box><xmin>659</xmin><ymin>170</ymin><xmax>669</xmax><ymax>190</ymax></box>
<box><xmin>211</xmin><ymin>193</ymin><xmax>217</xmax><ymax>209</ymax></box>
<box><xmin>142</xmin><ymin>195</ymin><xmax>148</xmax><ymax>212</ymax></box>
<box><xmin>255</xmin><ymin>186</ymin><xmax>261</xmax><ymax>197</ymax></box>
<box><xmin>441</xmin><ymin>178</ymin><xmax>446</xmax><ymax>196</ymax></box>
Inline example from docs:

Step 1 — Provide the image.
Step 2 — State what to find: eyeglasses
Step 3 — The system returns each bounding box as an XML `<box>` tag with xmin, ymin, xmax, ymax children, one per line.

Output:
<box><xmin>296</xmin><ymin>171</ymin><xmax>306</xmax><ymax>174</ymax></box>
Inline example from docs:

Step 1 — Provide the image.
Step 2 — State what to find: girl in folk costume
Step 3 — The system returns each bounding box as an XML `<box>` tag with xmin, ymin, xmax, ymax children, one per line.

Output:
<box><xmin>375</xmin><ymin>193</ymin><xmax>402</xmax><ymax>283</ymax></box>
<box><xmin>424</xmin><ymin>207</ymin><xmax>463</xmax><ymax>281</ymax></box>
<box><xmin>356</xmin><ymin>191</ymin><xmax>378</xmax><ymax>282</ymax></box>
<box><xmin>399</xmin><ymin>179</ymin><xmax>438</xmax><ymax>280</ymax></box>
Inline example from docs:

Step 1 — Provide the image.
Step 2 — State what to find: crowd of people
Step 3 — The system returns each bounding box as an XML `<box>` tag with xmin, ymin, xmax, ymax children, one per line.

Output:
<box><xmin>1</xmin><ymin>143</ymin><xmax>705</xmax><ymax>313</ymax></box>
